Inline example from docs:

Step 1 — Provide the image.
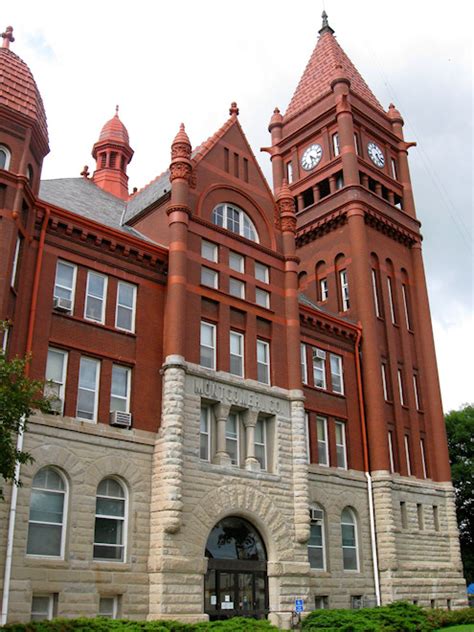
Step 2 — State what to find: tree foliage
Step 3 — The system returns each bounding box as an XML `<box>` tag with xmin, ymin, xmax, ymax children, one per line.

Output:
<box><xmin>445</xmin><ymin>403</ymin><xmax>474</xmax><ymax>585</ymax></box>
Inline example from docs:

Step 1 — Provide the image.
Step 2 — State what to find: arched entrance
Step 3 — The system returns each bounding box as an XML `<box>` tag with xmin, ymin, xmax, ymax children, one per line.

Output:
<box><xmin>204</xmin><ymin>516</ymin><xmax>269</xmax><ymax>620</ymax></box>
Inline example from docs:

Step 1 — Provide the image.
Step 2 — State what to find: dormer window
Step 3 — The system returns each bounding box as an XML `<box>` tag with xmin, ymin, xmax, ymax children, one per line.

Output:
<box><xmin>0</xmin><ymin>145</ymin><xmax>11</xmax><ymax>170</ymax></box>
<box><xmin>211</xmin><ymin>203</ymin><xmax>259</xmax><ymax>242</ymax></box>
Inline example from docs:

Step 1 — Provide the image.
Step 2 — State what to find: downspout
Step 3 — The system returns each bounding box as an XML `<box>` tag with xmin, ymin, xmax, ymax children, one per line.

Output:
<box><xmin>354</xmin><ymin>324</ymin><xmax>381</xmax><ymax>607</ymax></box>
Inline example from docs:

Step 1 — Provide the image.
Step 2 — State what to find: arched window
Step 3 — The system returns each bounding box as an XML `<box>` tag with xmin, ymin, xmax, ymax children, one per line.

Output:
<box><xmin>212</xmin><ymin>203</ymin><xmax>259</xmax><ymax>242</ymax></box>
<box><xmin>308</xmin><ymin>504</ymin><xmax>326</xmax><ymax>570</ymax></box>
<box><xmin>341</xmin><ymin>507</ymin><xmax>359</xmax><ymax>571</ymax></box>
<box><xmin>27</xmin><ymin>467</ymin><xmax>67</xmax><ymax>557</ymax></box>
<box><xmin>27</xmin><ymin>164</ymin><xmax>34</xmax><ymax>186</ymax></box>
<box><xmin>0</xmin><ymin>145</ymin><xmax>11</xmax><ymax>170</ymax></box>
<box><xmin>93</xmin><ymin>478</ymin><xmax>127</xmax><ymax>562</ymax></box>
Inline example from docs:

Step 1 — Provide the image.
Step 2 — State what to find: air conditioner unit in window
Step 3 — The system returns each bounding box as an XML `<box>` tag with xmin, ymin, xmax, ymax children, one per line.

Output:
<box><xmin>110</xmin><ymin>410</ymin><xmax>132</xmax><ymax>428</ymax></box>
<box><xmin>53</xmin><ymin>297</ymin><xmax>72</xmax><ymax>313</ymax></box>
<box><xmin>44</xmin><ymin>383</ymin><xmax>63</xmax><ymax>414</ymax></box>
<box><xmin>309</xmin><ymin>508</ymin><xmax>323</xmax><ymax>522</ymax></box>
<box><xmin>315</xmin><ymin>349</ymin><xmax>326</xmax><ymax>360</ymax></box>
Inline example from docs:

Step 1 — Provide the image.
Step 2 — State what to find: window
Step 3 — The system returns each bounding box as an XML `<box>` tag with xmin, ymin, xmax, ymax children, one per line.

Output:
<box><xmin>226</xmin><ymin>413</ymin><xmax>240</xmax><ymax>465</ymax></box>
<box><xmin>413</xmin><ymin>374</ymin><xmax>421</xmax><ymax>410</ymax></box>
<box><xmin>255</xmin><ymin>262</ymin><xmax>269</xmax><ymax>283</ymax></box>
<box><xmin>27</xmin><ymin>467</ymin><xmax>67</xmax><ymax>557</ymax></box>
<box><xmin>402</xmin><ymin>284</ymin><xmax>411</xmax><ymax>330</ymax></box>
<box><xmin>256</xmin><ymin>340</ymin><xmax>270</xmax><ymax>384</ymax></box>
<box><xmin>54</xmin><ymin>261</ymin><xmax>76</xmax><ymax>311</ymax></box>
<box><xmin>398</xmin><ymin>369</ymin><xmax>405</xmax><ymax>406</ymax></box>
<box><xmin>308</xmin><ymin>505</ymin><xmax>326</xmax><ymax>569</ymax></box>
<box><xmin>315</xmin><ymin>596</ymin><xmax>329</xmax><ymax>610</ymax></box>
<box><xmin>27</xmin><ymin>164</ymin><xmax>34</xmax><ymax>186</ymax></box>
<box><xmin>371</xmin><ymin>269</ymin><xmax>381</xmax><ymax>317</ymax></box>
<box><xmin>417</xmin><ymin>503</ymin><xmax>424</xmax><ymax>530</ymax></box>
<box><xmin>332</xmin><ymin>133</ymin><xmax>340</xmax><ymax>157</ymax></box>
<box><xmin>229</xmin><ymin>277</ymin><xmax>245</xmax><ymax>299</ymax></box>
<box><xmin>335</xmin><ymin>421</ymin><xmax>347</xmax><ymax>469</ymax></box>
<box><xmin>391</xmin><ymin>158</ymin><xmax>398</xmax><ymax>180</ymax></box>
<box><xmin>115</xmin><ymin>282</ymin><xmax>136</xmax><ymax>332</ymax></box>
<box><xmin>339</xmin><ymin>270</ymin><xmax>350</xmax><ymax>311</ymax></box>
<box><xmin>305</xmin><ymin>412</ymin><xmax>310</xmax><ymax>463</ymax></box>
<box><xmin>85</xmin><ymin>271</ymin><xmax>107</xmax><ymax>323</ymax></box>
<box><xmin>400</xmin><ymin>501</ymin><xmax>407</xmax><ymax>528</ymax></box>
<box><xmin>420</xmin><ymin>438</ymin><xmax>428</xmax><ymax>478</ymax></box>
<box><xmin>387</xmin><ymin>276</ymin><xmax>397</xmax><ymax>324</ymax></box>
<box><xmin>0</xmin><ymin>145</ymin><xmax>11</xmax><ymax>170</ymax></box>
<box><xmin>229</xmin><ymin>251</ymin><xmax>244</xmax><ymax>273</ymax></box>
<box><xmin>255</xmin><ymin>287</ymin><xmax>270</xmax><ymax>308</ymax></box>
<box><xmin>94</xmin><ymin>478</ymin><xmax>126</xmax><ymax>561</ymax></box>
<box><xmin>200</xmin><ymin>407</ymin><xmax>211</xmax><ymax>461</ymax></box>
<box><xmin>111</xmin><ymin>365</ymin><xmax>131</xmax><ymax>413</ymax></box>
<box><xmin>433</xmin><ymin>505</ymin><xmax>440</xmax><ymax>531</ymax></box>
<box><xmin>230</xmin><ymin>331</ymin><xmax>244</xmax><ymax>377</ymax></box>
<box><xmin>201</xmin><ymin>239</ymin><xmax>218</xmax><ymax>262</ymax></box>
<box><xmin>10</xmin><ymin>236</ymin><xmax>22</xmax><ymax>288</ymax></box>
<box><xmin>312</xmin><ymin>348</ymin><xmax>326</xmax><ymax>389</ymax></box>
<box><xmin>388</xmin><ymin>431</ymin><xmax>395</xmax><ymax>473</ymax></box>
<box><xmin>255</xmin><ymin>418</ymin><xmax>267</xmax><ymax>470</ymax></box>
<box><xmin>201</xmin><ymin>266</ymin><xmax>218</xmax><ymax>289</ymax></box>
<box><xmin>286</xmin><ymin>161</ymin><xmax>293</xmax><ymax>184</ymax></box>
<box><xmin>31</xmin><ymin>595</ymin><xmax>55</xmax><ymax>621</ymax></box>
<box><xmin>351</xmin><ymin>596</ymin><xmax>363</xmax><ymax>610</ymax></box>
<box><xmin>319</xmin><ymin>278</ymin><xmax>328</xmax><ymax>302</ymax></box>
<box><xmin>404</xmin><ymin>434</ymin><xmax>412</xmax><ymax>476</ymax></box>
<box><xmin>45</xmin><ymin>348</ymin><xmax>68</xmax><ymax>414</ymax></box>
<box><xmin>316</xmin><ymin>416</ymin><xmax>329</xmax><ymax>466</ymax></box>
<box><xmin>341</xmin><ymin>508</ymin><xmax>359</xmax><ymax>571</ymax></box>
<box><xmin>301</xmin><ymin>344</ymin><xmax>308</xmax><ymax>384</ymax></box>
<box><xmin>77</xmin><ymin>357</ymin><xmax>100</xmax><ymax>421</ymax></box>
<box><xmin>381</xmin><ymin>363</ymin><xmax>389</xmax><ymax>400</ymax></box>
<box><xmin>354</xmin><ymin>133</ymin><xmax>360</xmax><ymax>155</ymax></box>
<box><xmin>99</xmin><ymin>596</ymin><xmax>119</xmax><ymax>619</ymax></box>
<box><xmin>330</xmin><ymin>353</ymin><xmax>344</xmax><ymax>394</ymax></box>
<box><xmin>212</xmin><ymin>203</ymin><xmax>259</xmax><ymax>242</ymax></box>
<box><xmin>200</xmin><ymin>322</ymin><xmax>216</xmax><ymax>369</ymax></box>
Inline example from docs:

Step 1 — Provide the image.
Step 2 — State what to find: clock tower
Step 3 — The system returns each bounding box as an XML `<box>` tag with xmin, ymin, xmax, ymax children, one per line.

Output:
<box><xmin>268</xmin><ymin>12</ymin><xmax>464</xmax><ymax>603</ymax></box>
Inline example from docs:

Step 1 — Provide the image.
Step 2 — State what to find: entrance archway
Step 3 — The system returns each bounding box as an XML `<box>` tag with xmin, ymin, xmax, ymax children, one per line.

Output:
<box><xmin>204</xmin><ymin>516</ymin><xmax>269</xmax><ymax>620</ymax></box>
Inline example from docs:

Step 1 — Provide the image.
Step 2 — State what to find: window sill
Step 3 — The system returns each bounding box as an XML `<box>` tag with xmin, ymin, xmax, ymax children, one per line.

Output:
<box><xmin>304</xmin><ymin>384</ymin><xmax>346</xmax><ymax>399</ymax></box>
<box><xmin>52</xmin><ymin>312</ymin><xmax>136</xmax><ymax>337</ymax></box>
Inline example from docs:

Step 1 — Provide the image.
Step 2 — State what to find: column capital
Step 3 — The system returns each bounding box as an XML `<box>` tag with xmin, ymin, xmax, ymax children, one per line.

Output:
<box><xmin>243</xmin><ymin>409</ymin><xmax>259</xmax><ymax>428</ymax></box>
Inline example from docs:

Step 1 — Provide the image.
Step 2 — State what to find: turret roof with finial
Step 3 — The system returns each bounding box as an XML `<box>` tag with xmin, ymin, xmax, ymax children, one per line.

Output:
<box><xmin>98</xmin><ymin>105</ymin><xmax>130</xmax><ymax>145</ymax></box>
<box><xmin>285</xmin><ymin>12</ymin><xmax>383</xmax><ymax>119</ymax></box>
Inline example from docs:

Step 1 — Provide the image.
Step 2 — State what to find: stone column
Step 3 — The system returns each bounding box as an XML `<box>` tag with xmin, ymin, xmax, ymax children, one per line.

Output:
<box><xmin>244</xmin><ymin>409</ymin><xmax>260</xmax><ymax>471</ymax></box>
<box><xmin>213</xmin><ymin>403</ymin><xmax>231</xmax><ymax>466</ymax></box>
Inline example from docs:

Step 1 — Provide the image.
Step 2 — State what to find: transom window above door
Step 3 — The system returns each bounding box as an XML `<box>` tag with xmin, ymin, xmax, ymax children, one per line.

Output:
<box><xmin>212</xmin><ymin>203</ymin><xmax>259</xmax><ymax>243</ymax></box>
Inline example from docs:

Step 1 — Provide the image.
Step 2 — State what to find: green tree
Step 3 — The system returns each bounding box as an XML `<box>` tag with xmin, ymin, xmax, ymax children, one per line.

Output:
<box><xmin>445</xmin><ymin>403</ymin><xmax>474</xmax><ymax>585</ymax></box>
<box><xmin>0</xmin><ymin>325</ymin><xmax>51</xmax><ymax>500</ymax></box>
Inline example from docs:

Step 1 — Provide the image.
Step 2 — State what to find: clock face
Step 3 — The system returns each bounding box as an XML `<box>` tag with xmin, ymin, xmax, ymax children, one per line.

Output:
<box><xmin>301</xmin><ymin>144</ymin><xmax>323</xmax><ymax>171</ymax></box>
<box><xmin>367</xmin><ymin>142</ymin><xmax>385</xmax><ymax>168</ymax></box>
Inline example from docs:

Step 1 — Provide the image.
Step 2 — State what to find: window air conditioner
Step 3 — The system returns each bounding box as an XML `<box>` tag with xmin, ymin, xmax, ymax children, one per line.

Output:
<box><xmin>110</xmin><ymin>410</ymin><xmax>132</xmax><ymax>428</ymax></box>
<box><xmin>315</xmin><ymin>349</ymin><xmax>326</xmax><ymax>360</ymax></box>
<box><xmin>44</xmin><ymin>383</ymin><xmax>63</xmax><ymax>414</ymax></box>
<box><xmin>309</xmin><ymin>508</ymin><xmax>323</xmax><ymax>522</ymax></box>
<box><xmin>53</xmin><ymin>297</ymin><xmax>72</xmax><ymax>313</ymax></box>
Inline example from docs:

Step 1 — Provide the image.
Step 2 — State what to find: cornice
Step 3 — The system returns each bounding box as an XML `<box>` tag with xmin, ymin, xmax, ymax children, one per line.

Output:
<box><xmin>299</xmin><ymin>303</ymin><xmax>359</xmax><ymax>342</ymax></box>
<box><xmin>296</xmin><ymin>208</ymin><xmax>348</xmax><ymax>246</ymax></box>
<box><xmin>364</xmin><ymin>208</ymin><xmax>418</xmax><ymax>247</ymax></box>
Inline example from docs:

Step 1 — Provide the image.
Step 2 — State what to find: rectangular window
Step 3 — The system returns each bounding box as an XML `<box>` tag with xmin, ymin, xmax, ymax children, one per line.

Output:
<box><xmin>387</xmin><ymin>276</ymin><xmax>397</xmax><ymax>324</ymax></box>
<box><xmin>110</xmin><ymin>365</ymin><xmax>131</xmax><ymax>413</ymax></box>
<box><xmin>433</xmin><ymin>505</ymin><xmax>440</xmax><ymax>531</ymax></box>
<box><xmin>255</xmin><ymin>418</ymin><xmax>267</xmax><ymax>470</ymax></box>
<box><xmin>77</xmin><ymin>357</ymin><xmax>100</xmax><ymax>421</ymax></box>
<box><xmin>351</xmin><ymin>596</ymin><xmax>363</xmax><ymax>610</ymax></box>
<box><xmin>388</xmin><ymin>431</ymin><xmax>395</xmax><ymax>473</ymax></box>
<box><xmin>402</xmin><ymin>284</ymin><xmax>411</xmax><ymax>330</ymax></box>
<box><xmin>229</xmin><ymin>277</ymin><xmax>245</xmax><ymax>299</ymax></box>
<box><xmin>354</xmin><ymin>133</ymin><xmax>360</xmax><ymax>155</ymax></box>
<box><xmin>312</xmin><ymin>348</ymin><xmax>326</xmax><ymax>389</ymax></box>
<box><xmin>201</xmin><ymin>240</ymin><xmax>218</xmax><ymax>262</ymax></box>
<box><xmin>45</xmin><ymin>348</ymin><xmax>68</xmax><ymax>414</ymax></box>
<box><xmin>200</xmin><ymin>322</ymin><xmax>216</xmax><ymax>370</ymax></box>
<box><xmin>200</xmin><ymin>407</ymin><xmax>210</xmax><ymax>461</ymax></box>
<box><xmin>229</xmin><ymin>251</ymin><xmax>244</xmax><ymax>273</ymax></box>
<box><xmin>99</xmin><ymin>596</ymin><xmax>119</xmax><ymax>619</ymax></box>
<box><xmin>243</xmin><ymin>157</ymin><xmax>249</xmax><ymax>182</ymax></box>
<box><xmin>398</xmin><ymin>369</ymin><xmax>406</xmax><ymax>406</ymax></box>
<box><xmin>226</xmin><ymin>413</ymin><xmax>240</xmax><ymax>465</ymax></box>
<box><xmin>201</xmin><ymin>266</ymin><xmax>218</xmax><ymax>289</ymax></box>
<box><xmin>391</xmin><ymin>158</ymin><xmax>398</xmax><ymax>180</ymax></box>
<box><xmin>256</xmin><ymin>339</ymin><xmax>270</xmax><ymax>384</ymax></box>
<box><xmin>330</xmin><ymin>353</ymin><xmax>344</xmax><ymax>394</ymax></box>
<box><xmin>316</xmin><ymin>416</ymin><xmax>329</xmax><ymax>466</ymax></box>
<box><xmin>31</xmin><ymin>595</ymin><xmax>55</xmax><ymax>622</ymax></box>
<box><xmin>335</xmin><ymin>421</ymin><xmax>347</xmax><ymax>469</ymax></box>
<box><xmin>381</xmin><ymin>363</ymin><xmax>389</xmax><ymax>400</ymax></box>
<box><xmin>320</xmin><ymin>278</ymin><xmax>328</xmax><ymax>302</ymax></box>
<box><xmin>315</xmin><ymin>596</ymin><xmax>329</xmax><ymax>610</ymax></box>
<box><xmin>286</xmin><ymin>161</ymin><xmax>293</xmax><ymax>184</ymax></box>
<box><xmin>229</xmin><ymin>331</ymin><xmax>244</xmax><ymax>377</ymax></box>
<box><xmin>309</xmin><ymin>506</ymin><xmax>325</xmax><ymax>569</ymax></box>
<box><xmin>404</xmin><ymin>434</ymin><xmax>412</xmax><ymax>476</ymax></box>
<box><xmin>332</xmin><ymin>132</ymin><xmax>340</xmax><ymax>157</ymax></box>
<box><xmin>305</xmin><ymin>412</ymin><xmax>310</xmax><ymax>463</ymax></box>
<box><xmin>339</xmin><ymin>269</ymin><xmax>350</xmax><ymax>311</ymax></box>
<box><xmin>85</xmin><ymin>271</ymin><xmax>107</xmax><ymax>323</ymax></box>
<box><xmin>301</xmin><ymin>344</ymin><xmax>308</xmax><ymax>384</ymax></box>
<box><xmin>417</xmin><ymin>503</ymin><xmax>424</xmax><ymax>530</ymax></box>
<box><xmin>2</xmin><ymin>325</ymin><xmax>9</xmax><ymax>354</ymax></box>
<box><xmin>10</xmin><ymin>236</ymin><xmax>22</xmax><ymax>288</ymax></box>
<box><xmin>413</xmin><ymin>374</ymin><xmax>421</xmax><ymax>410</ymax></box>
<box><xmin>420</xmin><ymin>438</ymin><xmax>428</xmax><ymax>478</ymax></box>
<box><xmin>255</xmin><ymin>262</ymin><xmax>269</xmax><ymax>283</ymax></box>
<box><xmin>371</xmin><ymin>269</ymin><xmax>381</xmax><ymax>317</ymax></box>
<box><xmin>54</xmin><ymin>260</ymin><xmax>76</xmax><ymax>312</ymax></box>
<box><xmin>400</xmin><ymin>501</ymin><xmax>407</xmax><ymax>528</ymax></box>
<box><xmin>255</xmin><ymin>287</ymin><xmax>270</xmax><ymax>308</ymax></box>
<box><xmin>115</xmin><ymin>281</ymin><xmax>136</xmax><ymax>332</ymax></box>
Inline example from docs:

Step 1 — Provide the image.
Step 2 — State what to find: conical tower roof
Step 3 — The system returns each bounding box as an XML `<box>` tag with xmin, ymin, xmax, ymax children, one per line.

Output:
<box><xmin>285</xmin><ymin>13</ymin><xmax>383</xmax><ymax>120</ymax></box>
<box><xmin>98</xmin><ymin>106</ymin><xmax>130</xmax><ymax>145</ymax></box>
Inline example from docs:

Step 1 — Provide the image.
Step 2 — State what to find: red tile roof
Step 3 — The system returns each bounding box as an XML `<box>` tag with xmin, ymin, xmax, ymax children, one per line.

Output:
<box><xmin>0</xmin><ymin>47</ymin><xmax>48</xmax><ymax>141</ymax></box>
<box><xmin>285</xmin><ymin>30</ymin><xmax>383</xmax><ymax>119</ymax></box>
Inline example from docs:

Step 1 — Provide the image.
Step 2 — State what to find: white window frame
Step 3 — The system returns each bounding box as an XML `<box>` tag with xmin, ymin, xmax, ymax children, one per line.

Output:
<box><xmin>371</xmin><ymin>269</ymin><xmax>381</xmax><ymax>317</ymax></box>
<box><xmin>254</xmin><ymin>418</ymin><xmax>267</xmax><ymax>470</ymax></box>
<box><xmin>27</xmin><ymin>467</ymin><xmax>68</xmax><ymax>559</ymax></box>
<box><xmin>316</xmin><ymin>416</ymin><xmax>329</xmax><ymax>466</ymax></box>
<box><xmin>256</xmin><ymin>339</ymin><xmax>270</xmax><ymax>384</ymax></box>
<box><xmin>388</xmin><ymin>431</ymin><xmax>395</xmax><ymax>473</ymax></box>
<box><xmin>381</xmin><ymin>363</ymin><xmax>389</xmax><ymax>400</ymax></box>
<box><xmin>391</xmin><ymin>157</ymin><xmax>398</xmax><ymax>180</ymax></box>
<box><xmin>255</xmin><ymin>287</ymin><xmax>270</xmax><ymax>309</ymax></box>
<box><xmin>420</xmin><ymin>438</ymin><xmax>428</xmax><ymax>479</ymax></box>
<box><xmin>0</xmin><ymin>144</ymin><xmax>11</xmax><ymax>170</ymax></box>
<box><xmin>85</xmin><ymin>271</ymin><xmax>108</xmax><ymax>324</ymax></box>
<box><xmin>10</xmin><ymin>236</ymin><xmax>21</xmax><ymax>288</ymax></box>
<box><xmin>320</xmin><ymin>278</ymin><xmax>328</xmax><ymax>302</ymax></box>
<box><xmin>54</xmin><ymin>260</ymin><xmax>77</xmax><ymax>310</ymax></box>
<box><xmin>45</xmin><ymin>348</ymin><xmax>68</xmax><ymax>414</ymax></box>
<box><xmin>255</xmin><ymin>262</ymin><xmax>269</xmax><ymax>283</ymax></box>
<box><xmin>110</xmin><ymin>365</ymin><xmax>131</xmax><ymax>413</ymax></box>
<box><xmin>226</xmin><ymin>412</ymin><xmax>240</xmax><ymax>466</ymax></box>
<box><xmin>200</xmin><ymin>321</ymin><xmax>216</xmax><ymax>370</ymax></box>
<box><xmin>353</xmin><ymin>133</ymin><xmax>360</xmax><ymax>156</ymax></box>
<box><xmin>301</xmin><ymin>344</ymin><xmax>308</xmax><ymax>384</ymax></box>
<box><xmin>201</xmin><ymin>266</ymin><xmax>219</xmax><ymax>289</ymax></box>
<box><xmin>99</xmin><ymin>596</ymin><xmax>119</xmax><ymax>619</ymax></box>
<box><xmin>201</xmin><ymin>239</ymin><xmax>218</xmax><ymax>262</ymax></box>
<box><xmin>211</xmin><ymin>203</ymin><xmax>259</xmax><ymax>243</ymax></box>
<box><xmin>2</xmin><ymin>325</ymin><xmax>9</xmax><ymax>354</ymax></box>
<box><xmin>305</xmin><ymin>412</ymin><xmax>310</xmax><ymax>463</ymax></box>
<box><xmin>77</xmin><ymin>356</ymin><xmax>100</xmax><ymax>422</ymax></box>
<box><xmin>404</xmin><ymin>434</ymin><xmax>412</xmax><ymax>476</ymax></box>
<box><xmin>200</xmin><ymin>406</ymin><xmax>211</xmax><ymax>462</ymax></box>
<box><xmin>339</xmin><ymin>269</ymin><xmax>350</xmax><ymax>311</ymax></box>
<box><xmin>31</xmin><ymin>594</ymin><xmax>54</xmax><ymax>621</ymax></box>
<box><xmin>93</xmin><ymin>477</ymin><xmax>127</xmax><ymax>563</ymax></box>
<box><xmin>115</xmin><ymin>281</ymin><xmax>137</xmax><ymax>333</ymax></box>
<box><xmin>413</xmin><ymin>374</ymin><xmax>421</xmax><ymax>410</ymax></box>
<box><xmin>402</xmin><ymin>283</ymin><xmax>411</xmax><ymax>330</ymax></box>
<box><xmin>332</xmin><ymin>132</ymin><xmax>340</xmax><ymax>157</ymax></box>
<box><xmin>286</xmin><ymin>161</ymin><xmax>293</xmax><ymax>184</ymax></box>
<box><xmin>341</xmin><ymin>508</ymin><xmax>359</xmax><ymax>571</ymax></box>
<box><xmin>335</xmin><ymin>421</ymin><xmax>347</xmax><ymax>469</ymax></box>
<box><xmin>330</xmin><ymin>353</ymin><xmax>344</xmax><ymax>395</ymax></box>
<box><xmin>229</xmin><ymin>330</ymin><xmax>244</xmax><ymax>377</ymax></box>
<box><xmin>229</xmin><ymin>251</ymin><xmax>244</xmax><ymax>273</ymax></box>
<box><xmin>229</xmin><ymin>277</ymin><xmax>245</xmax><ymax>299</ymax></box>
<box><xmin>308</xmin><ymin>504</ymin><xmax>326</xmax><ymax>570</ymax></box>
<box><xmin>312</xmin><ymin>348</ymin><xmax>326</xmax><ymax>390</ymax></box>
<box><xmin>387</xmin><ymin>276</ymin><xmax>397</xmax><ymax>324</ymax></box>
<box><xmin>398</xmin><ymin>368</ymin><xmax>405</xmax><ymax>406</ymax></box>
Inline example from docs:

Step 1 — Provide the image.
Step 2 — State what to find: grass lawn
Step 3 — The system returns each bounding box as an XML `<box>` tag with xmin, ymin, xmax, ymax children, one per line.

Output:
<box><xmin>435</xmin><ymin>626</ymin><xmax>474</xmax><ymax>631</ymax></box>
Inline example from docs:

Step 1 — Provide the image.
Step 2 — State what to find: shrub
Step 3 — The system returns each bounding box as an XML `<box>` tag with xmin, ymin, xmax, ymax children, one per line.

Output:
<box><xmin>427</xmin><ymin>607</ymin><xmax>474</xmax><ymax>629</ymax></box>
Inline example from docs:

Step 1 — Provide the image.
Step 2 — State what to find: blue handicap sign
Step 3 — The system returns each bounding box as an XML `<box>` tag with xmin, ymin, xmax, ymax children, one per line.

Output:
<box><xmin>295</xmin><ymin>599</ymin><xmax>304</xmax><ymax>613</ymax></box>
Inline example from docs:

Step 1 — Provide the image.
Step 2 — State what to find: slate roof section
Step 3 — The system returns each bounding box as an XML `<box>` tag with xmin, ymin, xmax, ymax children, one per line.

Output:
<box><xmin>285</xmin><ymin>30</ymin><xmax>383</xmax><ymax>120</ymax></box>
<box><xmin>299</xmin><ymin>293</ymin><xmax>358</xmax><ymax>325</ymax></box>
<box><xmin>122</xmin><ymin>171</ymin><xmax>170</xmax><ymax>224</ymax></box>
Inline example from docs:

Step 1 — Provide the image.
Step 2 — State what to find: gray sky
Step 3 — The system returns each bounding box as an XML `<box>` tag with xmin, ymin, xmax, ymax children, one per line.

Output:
<box><xmin>4</xmin><ymin>0</ymin><xmax>473</xmax><ymax>411</ymax></box>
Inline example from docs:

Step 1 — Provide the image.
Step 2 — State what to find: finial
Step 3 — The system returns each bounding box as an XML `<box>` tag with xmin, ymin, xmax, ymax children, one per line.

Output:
<box><xmin>115</xmin><ymin>105</ymin><xmax>119</xmax><ymax>115</ymax></box>
<box><xmin>1</xmin><ymin>26</ymin><xmax>15</xmax><ymax>49</ymax></box>
<box><xmin>319</xmin><ymin>11</ymin><xmax>335</xmax><ymax>35</ymax></box>
<box><xmin>229</xmin><ymin>102</ymin><xmax>239</xmax><ymax>116</ymax></box>
<box><xmin>80</xmin><ymin>165</ymin><xmax>90</xmax><ymax>178</ymax></box>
